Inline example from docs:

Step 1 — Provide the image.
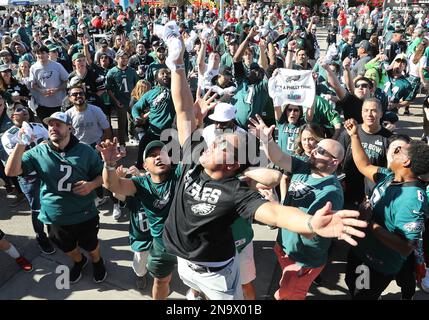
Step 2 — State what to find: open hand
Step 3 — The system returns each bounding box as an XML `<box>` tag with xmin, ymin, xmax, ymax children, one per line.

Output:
<box><xmin>96</xmin><ymin>137</ymin><xmax>125</xmax><ymax>165</ymax></box>
<box><xmin>311</xmin><ymin>202</ymin><xmax>367</xmax><ymax>246</ymax></box>
<box><xmin>248</xmin><ymin>114</ymin><xmax>275</xmax><ymax>143</ymax></box>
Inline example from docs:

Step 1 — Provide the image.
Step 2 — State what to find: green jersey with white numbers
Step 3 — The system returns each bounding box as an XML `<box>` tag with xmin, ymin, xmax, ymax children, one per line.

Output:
<box><xmin>106</xmin><ymin>66</ymin><xmax>138</xmax><ymax>106</ymax></box>
<box><xmin>21</xmin><ymin>135</ymin><xmax>103</xmax><ymax>225</ymax></box>
<box><xmin>131</xmin><ymin>165</ymin><xmax>181</xmax><ymax>239</ymax></box>
<box><xmin>126</xmin><ymin>196</ymin><xmax>152</xmax><ymax>252</ymax></box>
<box><xmin>353</xmin><ymin>168</ymin><xmax>427</xmax><ymax>275</ymax></box>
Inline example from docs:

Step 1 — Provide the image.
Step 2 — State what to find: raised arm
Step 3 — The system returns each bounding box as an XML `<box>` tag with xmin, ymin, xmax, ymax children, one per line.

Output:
<box><xmin>342</xmin><ymin>57</ymin><xmax>354</xmax><ymax>93</ymax></box>
<box><xmin>284</xmin><ymin>40</ymin><xmax>297</xmax><ymax>69</ymax></box>
<box><xmin>258</xmin><ymin>39</ymin><xmax>269</xmax><ymax>72</ymax></box>
<box><xmin>243</xmin><ymin>167</ymin><xmax>282</xmax><ymax>188</ymax></box>
<box><xmin>233</xmin><ymin>26</ymin><xmax>258</xmax><ymax>63</ymax></box>
<box><xmin>96</xmin><ymin>137</ymin><xmax>137</xmax><ymax>196</ymax></box>
<box><xmin>196</xmin><ymin>38</ymin><xmax>207</xmax><ymax>75</ymax></box>
<box><xmin>344</xmin><ymin>118</ymin><xmax>379</xmax><ymax>182</ymax></box>
<box><xmin>169</xmin><ymin>37</ymin><xmax>196</xmax><ymax>146</ymax></box>
<box><xmin>248</xmin><ymin>114</ymin><xmax>293</xmax><ymax>173</ymax></box>
<box><xmin>320</xmin><ymin>60</ymin><xmax>348</xmax><ymax>101</ymax></box>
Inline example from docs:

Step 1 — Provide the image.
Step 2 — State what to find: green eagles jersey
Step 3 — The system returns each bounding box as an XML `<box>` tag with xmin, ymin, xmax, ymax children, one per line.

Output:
<box><xmin>353</xmin><ymin>167</ymin><xmax>427</xmax><ymax>275</ymax></box>
<box><xmin>131</xmin><ymin>86</ymin><xmax>175</xmax><ymax>136</ymax></box>
<box><xmin>126</xmin><ymin>196</ymin><xmax>152</xmax><ymax>252</ymax></box>
<box><xmin>231</xmin><ymin>217</ymin><xmax>254</xmax><ymax>254</ymax></box>
<box><xmin>276</xmin><ymin>112</ymin><xmax>305</xmax><ymax>155</ymax></box>
<box><xmin>131</xmin><ymin>165</ymin><xmax>181</xmax><ymax>238</ymax></box>
<box><xmin>220</xmin><ymin>52</ymin><xmax>234</xmax><ymax>69</ymax></box>
<box><xmin>312</xmin><ymin>96</ymin><xmax>342</xmax><ymax>129</ymax></box>
<box><xmin>279</xmin><ymin>156</ymin><xmax>344</xmax><ymax>268</ymax></box>
<box><xmin>21</xmin><ymin>136</ymin><xmax>103</xmax><ymax>225</ymax></box>
<box><xmin>106</xmin><ymin>66</ymin><xmax>138</xmax><ymax>106</ymax></box>
<box><xmin>383</xmin><ymin>74</ymin><xmax>413</xmax><ymax>102</ymax></box>
<box><xmin>232</xmin><ymin>77</ymin><xmax>269</xmax><ymax>129</ymax></box>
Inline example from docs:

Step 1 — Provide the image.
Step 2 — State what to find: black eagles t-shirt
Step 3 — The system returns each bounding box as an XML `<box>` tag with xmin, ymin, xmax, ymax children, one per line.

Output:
<box><xmin>163</xmin><ymin>136</ymin><xmax>267</xmax><ymax>263</ymax></box>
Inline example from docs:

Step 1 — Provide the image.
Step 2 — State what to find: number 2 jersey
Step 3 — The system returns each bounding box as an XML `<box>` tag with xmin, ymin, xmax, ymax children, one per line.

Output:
<box><xmin>353</xmin><ymin>167</ymin><xmax>427</xmax><ymax>275</ymax></box>
<box><xmin>20</xmin><ymin>135</ymin><xmax>103</xmax><ymax>225</ymax></box>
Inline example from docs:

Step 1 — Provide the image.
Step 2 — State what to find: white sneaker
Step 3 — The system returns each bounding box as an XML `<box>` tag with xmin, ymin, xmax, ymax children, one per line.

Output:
<box><xmin>95</xmin><ymin>196</ymin><xmax>108</xmax><ymax>208</ymax></box>
<box><xmin>0</xmin><ymin>178</ymin><xmax>5</xmax><ymax>188</ymax></box>
<box><xmin>421</xmin><ymin>268</ymin><xmax>429</xmax><ymax>293</ymax></box>
<box><xmin>186</xmin><ymin>289</ymin><xmax>203</xmax><ymax>300</ymax></box>
<box><xmin>112</xmin><ymin>203</ymin><xmax>122</xmax><ymax>221</ymax></box>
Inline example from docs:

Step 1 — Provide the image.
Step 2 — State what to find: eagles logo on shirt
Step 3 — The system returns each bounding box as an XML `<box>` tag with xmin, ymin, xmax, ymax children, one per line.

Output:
<box><xmin>403</xmin><ymin>221</ymin><xmax>424</xmax><ymax>233</ymax></box>
<box><xmin>289</xmin><ymin>181</ymin><xmax>315</xmax><ymax>200</ymax></box>
<box><xmin>191</xmin><ymin>203</ymin><xmax>216</xmax><ymax>216</ymax></box>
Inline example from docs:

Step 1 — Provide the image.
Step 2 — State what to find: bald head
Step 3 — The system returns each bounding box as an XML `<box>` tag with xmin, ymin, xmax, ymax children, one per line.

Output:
<box><xmin>319</xmin><ymin>139</ymin><xmax>345</xmax><ymax>164</ymax></box>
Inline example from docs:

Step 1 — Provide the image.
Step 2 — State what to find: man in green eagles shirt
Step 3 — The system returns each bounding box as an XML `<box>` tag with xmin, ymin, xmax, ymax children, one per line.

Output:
<box><xmin>131</xmin><ymin>68</ymin><xmax>175</xmax><ymax>170</ymax></box>
<box><xmin>106</xmin><ymin>50</ymin><xmax>138</xmax><ymax>152</ymax></box>
<box><xmin>5</xmin><ymin>112</ymin><xmax>106</xmax><ymax>284</ymax></box>
<box><xmin>250</xmin><ymin>116</ymin><xmax>345</xmax><ymax>300</ymax></box>
<box><xmin>98</xmin><ymin>139</ymin><xmax>180</xmax><ymax>300</ymax></box>
<box><xmin>344</xmin><ymin>119</ymin><xmax>429</xmax><ymax>300</ymax></box>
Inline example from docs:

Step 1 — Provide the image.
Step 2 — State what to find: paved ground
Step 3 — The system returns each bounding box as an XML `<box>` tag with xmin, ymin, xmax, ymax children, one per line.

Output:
<box><xmin>0</xmin><ymin>28</ymin><xmax>428</xmax><ymax>300</ymax></box>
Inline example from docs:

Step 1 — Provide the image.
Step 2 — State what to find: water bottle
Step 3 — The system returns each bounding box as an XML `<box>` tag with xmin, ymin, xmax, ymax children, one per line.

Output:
<box><xmin>21</xmin><ymin>121</ymin><xmax>32</xmax><ymax>145</ymax></box>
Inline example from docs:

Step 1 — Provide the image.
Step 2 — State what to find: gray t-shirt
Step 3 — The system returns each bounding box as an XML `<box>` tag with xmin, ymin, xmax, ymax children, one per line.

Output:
<box><xmin>29</xmin><ymin>60</ymin><xmax>69</xmax><ymax>108</ymax></box>
<box><xmin>351</xmin><ymin>55</ymin><xmax>372</xmax><ymax>78</ymax></box>
<box><xmin>66</xmin><ymin>104</ymin><xmax>110</xmax><ymax>145</ymax></box>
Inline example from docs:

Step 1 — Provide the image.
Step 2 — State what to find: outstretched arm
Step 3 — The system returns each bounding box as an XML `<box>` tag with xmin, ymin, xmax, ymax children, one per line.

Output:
<box><xmin>254</xmin><ymin>201</ymin><xmax>367</xmax><ymax>246</ymax></box>
<box><xmin>170</xmin><ymin>37</ymin><xmax>197</xmax><ymax>146</ymax></box>
<box><xmin>344</xmin><ymin>119</ymin><xmax>379</xmax><ymax>183</ymax></box>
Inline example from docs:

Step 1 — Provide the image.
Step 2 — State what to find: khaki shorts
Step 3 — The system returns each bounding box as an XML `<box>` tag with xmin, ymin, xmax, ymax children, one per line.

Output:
<box><xmin>239</xmin><ymin>242</ymin><xmax>256</xmax><ymax>285</ymax></box>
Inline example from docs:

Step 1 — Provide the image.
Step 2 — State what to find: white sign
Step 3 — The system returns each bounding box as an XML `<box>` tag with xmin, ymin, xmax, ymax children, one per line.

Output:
<box><xmin>268</xmin><ymin>69</ymin><xmax>315</xmax><ymax>111</ymax></box>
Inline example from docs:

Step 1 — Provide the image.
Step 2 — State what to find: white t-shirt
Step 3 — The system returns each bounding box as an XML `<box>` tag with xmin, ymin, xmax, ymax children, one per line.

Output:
<box><xmin>408</xmin><ymin>54</ymin><xmax>427</xmax><ymax>78</ymax></box>
<box><xmin>65</xmin><ymin>104</ymin><xmax>110</xmax><ymax>145</ymax></box>
<box><xmin>29</xmin><ymin>60</ymin><xmax>69</xmax><ymax>108</ymax></box>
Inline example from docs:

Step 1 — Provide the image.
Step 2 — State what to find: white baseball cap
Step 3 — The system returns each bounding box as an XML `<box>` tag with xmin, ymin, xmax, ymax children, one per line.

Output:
<box><xmin>43</xmin><ymin>112</ymin><xmax>72</xmax><ymax>126</ymax></box>
<box><xmin>208</xmin><ymin>103</ymin><xmax>237</xmax><ymax>122</ymax></box>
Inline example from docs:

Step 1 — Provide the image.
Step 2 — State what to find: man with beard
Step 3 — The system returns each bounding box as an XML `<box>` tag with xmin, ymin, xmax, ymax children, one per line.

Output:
<box><xmin>128</xmin><ymin>41</ymin><xmax>154</xmax><ymax>80</ymax></box>
<box><xmin>98</xmin><ymin>139</ymin><xmax>179</xmax><ymax>300</ymax></box>
<box><xmin>250</xmin><ymin>116</ymin><xmax>345</xmax><ymax>300</ymax></box>
<box><xmin>156</xmin><ymin>35</ymin><xmax>366</xmax><ymax>300</ymax></box>
<box><xmin>5</xmin><ymin>111</ymin><xmax>107</xmax><ymax>285</ymax></box>
<box><xmin>383</xmin><ymin>53</ymin><xmax>413</xmax><ymax>115</ymax></box>
<box><xmin>131</xmin><ymin>68</ymin><xmax>175</xmax><ymax>169</ymax></box>
<box><xmin>145</xmin><ymin>45</ymin><xmax>167</xmax><ymax>86</ymax></box>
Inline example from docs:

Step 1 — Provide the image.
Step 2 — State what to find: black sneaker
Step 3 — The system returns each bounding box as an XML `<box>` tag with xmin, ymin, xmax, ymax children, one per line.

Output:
<box><xmin>70</xmin><ymin>255</ymin><xmax>88</xmax><ymax>284</ymax></box>
<box><xmin>37</xmin><ymin>238</ymin><xmax>56</xmax><ymax>255</ymax></box>
<box><xmin>93</xmin><ymin>258</ymin><xmax>107</xmax><ymax>283</ymax></box>
<box><xmin>136</xmin><ymin>274</ymin><xmax>148</xmax><ymax>290</ymax></box>
<box><xmin>313</xmin><ymin>275</ymin><xmax>322</xmax><ymax>286</ymax></box>
<box><xmin>403</xmin><ymin>109</ymin><xmax>411</xmax><ymax>116</ymax></box>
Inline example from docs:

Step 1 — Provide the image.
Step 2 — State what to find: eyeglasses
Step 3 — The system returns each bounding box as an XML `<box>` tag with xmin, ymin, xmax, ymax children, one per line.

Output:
<box><xmin>315</xmin><ymin>145</ymin><xmax>337</xmax><ymax>159</ymax></box>
<box><xmin>70</xmin><ymin>92</ymin><xmax>85</xmax><ymax>97</ymax></box>
<box><xmin>355</xmin><ymin>83</ymin><xmax>370</xmax><ymax>89</ymax></box>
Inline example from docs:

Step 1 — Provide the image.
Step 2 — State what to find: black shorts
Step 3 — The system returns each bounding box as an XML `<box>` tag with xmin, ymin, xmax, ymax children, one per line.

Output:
<box><xmin>0</xmin><ymin>229</ymin><xmax>4</xmax><ymax>240</ymax></box>
<box><xmin>47</xmin><ymin>215</ymin><xmax>100</xmax><ymax>253</ymax></box>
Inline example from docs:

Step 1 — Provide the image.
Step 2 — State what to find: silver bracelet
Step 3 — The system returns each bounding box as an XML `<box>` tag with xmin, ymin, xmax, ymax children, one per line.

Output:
<box><xmin>307</xmin><ymin>216</ymin><xmax>315</xmax><ymax>235</ymax></box>
<box><xmin>104</xmin><ymin>163</ymin><xmax>117</xmax><ymax>171</ymax></box>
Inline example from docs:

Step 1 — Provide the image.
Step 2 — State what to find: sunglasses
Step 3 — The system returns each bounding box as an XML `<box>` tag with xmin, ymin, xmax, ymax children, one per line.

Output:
<box><xmin>315</xmin><ymin>145</ymin><xmax>337</xmax><ymax>159</ymax></box>
<box><xmin>395</xmin><ymin>59</ymin><xmax>407</xmax><ymax>63</ymax></box>
<box><xmin>355</xmin><ymin>83</ymin><xmax>370</xmax><ymax>89</ymax></box>
<box><xmin>14</xmin><ymin>107</ymin><xmax>27</xmax><ymax>113</ymax></box>
<box><xmin>70</xmin><ymin>91</ymin><xmax>85</xmax><ymax>97</ymax></box>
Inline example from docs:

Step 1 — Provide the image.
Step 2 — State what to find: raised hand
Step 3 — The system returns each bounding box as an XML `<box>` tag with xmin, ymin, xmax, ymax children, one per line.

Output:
<box><xmin>311</xmin><ymin>202</ymin><xmax>367</xmax><ymax>246</ymax></box>
<box><xmin>96</xmin><ymin>137</ymin><xmax>124</xmax><ymax>165</ymax></box>
<box><xmin>344</xmin><ymin>118</ymin><xmax>358</xmax><ymax>137</ymax></box>
<box><xmin>248</xmin><ymin>114</ymin><xmax>275</xmax><ymax>142</ymax></box>
<box><xmin>116</xmin><ymin>165</ymin><xmax>127</xmax><ymax>178</ymax></box>
<box><xmin>194</xmin><ymin>89</ymin><xmax>218</xmax><ymax>119</ymax></box>
<box><xmin>342</xmin><ymin>57</ymin><xmax>351</xmax><ymax>70</ymax></box>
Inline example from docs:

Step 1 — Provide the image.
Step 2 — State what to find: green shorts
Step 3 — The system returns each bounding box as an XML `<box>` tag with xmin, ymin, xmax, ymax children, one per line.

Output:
<box><xmin>147</xmin><ymin>237</ymin><xmax>177</xmax><ymax>279</ymax></box>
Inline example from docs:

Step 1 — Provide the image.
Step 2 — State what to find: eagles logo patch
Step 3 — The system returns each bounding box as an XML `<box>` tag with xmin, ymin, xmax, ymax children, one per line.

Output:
<box><xmin>403</xmin><ymin>221</ymin><xmax>424</xmax><ymax>233</ymax></box>
<box><xmin>191</xmin><ymin>203</ymin><xmax>216</xmax><ymax>216</ymax></box>
<box><xmin>289</xmin><ymin>181</ymin><xmax>314</xmax><ymax>200</ymax></box>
